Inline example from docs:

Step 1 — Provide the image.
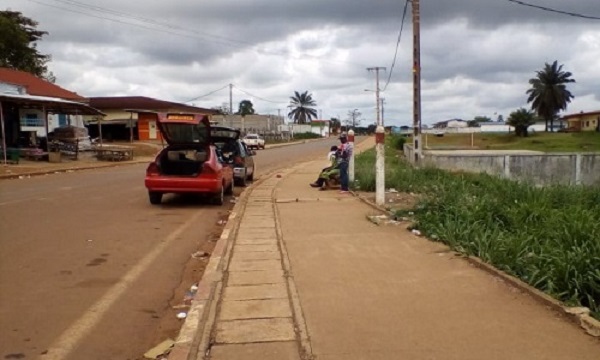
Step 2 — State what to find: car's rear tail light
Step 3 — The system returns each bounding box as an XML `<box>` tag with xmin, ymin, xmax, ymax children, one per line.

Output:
<box><xmin>146</xmin><ymin>162</ymin><xmax>160</xmax><ymax>176</ymax></box>
<box><xmin>234</xmin><ymin>156</ymin><xmax>243</xmax><ymax>165</ymax></box>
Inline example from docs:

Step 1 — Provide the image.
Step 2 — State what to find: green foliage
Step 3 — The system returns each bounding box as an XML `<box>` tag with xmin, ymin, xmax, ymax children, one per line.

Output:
<box><xmin>507</xmin><ymin>108</ymin><xmax>536</xmax><ymax>137</ymax></box>
<box><xmin>354</xmin><ymin>138</ymin><xmax>600</xmax><ymax>318</ymax></box>
<box><xmin>527</xmin><ymin>61</ymin><xmax>575</xmax><ymax>131</ymax></box>
<box><xmin>0</xmin><ymin>10</ymin><xmax>53</xmax><ymax>81</ymax></box>
<box><xmin>293</xmin><ymin>132</ymin><xmax>321</xmax><ymax>140</ymax></box>
<box><xmin>391</xmin><ymin>134</ymin><xmax>407</xmax><ymax>150</ymax></box>
<box><xmin>236</xmin><ymin>100</ymin><xmax>255</xmax><ymax>116</ymax></box>
<box><xmin>288</xmin><ymin>91</ymin><xmax>318</xmax><ymax>124</ymax></box>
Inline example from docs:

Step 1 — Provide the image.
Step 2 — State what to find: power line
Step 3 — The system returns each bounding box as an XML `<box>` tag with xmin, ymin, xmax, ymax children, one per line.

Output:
<box><xmin>184</xmin><ymin>84</ymin><xmax>230</xmax><ymax>103</ymax></box>
<box><xmin>383</xmin><ymin>0</ymin><xmax>410</xmax><ymax>92</ymax></box>
<box><xmin>232</xmin><ymin>85</ymin><xmax>286</xmax><ymax>104</ymax></box>
<box><xmin>507</xmin><ymin>0</ymin><xmax>600</xmax><ymax>20</ymax></box>
<box><xmin>45</xmin><ymin>0</ymin><xmax>258</xmax><ymax>48</ymax></box>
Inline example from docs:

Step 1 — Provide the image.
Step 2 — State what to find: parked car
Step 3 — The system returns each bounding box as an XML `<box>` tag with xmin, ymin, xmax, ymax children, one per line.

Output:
<box><xmin>144</xmin><ymin>113</ymin><xmax>234</xmax><ymax>205</ymax></box>
<box><xmin>242</xmin><ymin>134</ymin><xmax>265</xmax><ymax>150</ymax></box>
<box><xmin>211</xmin><ymin>126</ymin><xmax>255</xmax><ymax>187</ymax></box>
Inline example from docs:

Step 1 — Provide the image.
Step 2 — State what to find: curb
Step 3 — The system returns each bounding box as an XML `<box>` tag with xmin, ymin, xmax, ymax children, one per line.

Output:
<box><xmin>166</xmin><ymin>172</ymin><xmax>279</xmax><ymax>360</ymax></box>
<box><xmin>354</xmin><ymin>193</ymin><xmax>600</xmax><ymax>338</ymax></box>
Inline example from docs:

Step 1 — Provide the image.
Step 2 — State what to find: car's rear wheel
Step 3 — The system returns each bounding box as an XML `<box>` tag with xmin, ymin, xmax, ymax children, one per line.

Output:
<box><xmin>247</xmin><ymin>168</ymin><xmax>254</xmax><ymax>181</ymax></box>
<box><xmin>212</xmin><ymin>185</ymin><xmax>224</xmax><ymax>205</ymax></box>
<box><xmin>148</xmin><ymin>191</ymin><xmax>162</xmax><ymax>205</ymax></box>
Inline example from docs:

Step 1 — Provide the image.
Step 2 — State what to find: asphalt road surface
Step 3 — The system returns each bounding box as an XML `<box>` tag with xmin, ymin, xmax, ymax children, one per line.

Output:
<box><xmin>0</xmin><ymin>138</ymin><xmax>339</xmax><ymax>360</ymax></box>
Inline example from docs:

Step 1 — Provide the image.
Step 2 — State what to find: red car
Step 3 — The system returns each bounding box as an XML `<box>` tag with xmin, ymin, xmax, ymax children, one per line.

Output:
<box><xmin>144</xmin><ymin>113</ymin><xmax>234</xmax><ymax>205</ymax></box>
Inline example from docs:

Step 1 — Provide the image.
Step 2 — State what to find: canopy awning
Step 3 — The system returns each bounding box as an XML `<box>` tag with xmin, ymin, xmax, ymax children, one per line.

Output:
<box><xmin>0</xmin><ymin>93</ymin><xmax>105</xmax><ymax>116</ymax></box>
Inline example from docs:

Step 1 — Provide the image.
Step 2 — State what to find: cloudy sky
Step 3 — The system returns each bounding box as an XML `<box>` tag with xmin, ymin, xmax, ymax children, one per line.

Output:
<box><xmin>4</xmin><ymin>0</ymin><xmax>600</xmax><ymax>126</ymax></box>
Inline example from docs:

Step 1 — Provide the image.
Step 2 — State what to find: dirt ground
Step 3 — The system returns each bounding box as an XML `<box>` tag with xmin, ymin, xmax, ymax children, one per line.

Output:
<box><xmin>355</xmin><ymin>189</ymin><xmax>420</xmax><ymax>214</ymax></box>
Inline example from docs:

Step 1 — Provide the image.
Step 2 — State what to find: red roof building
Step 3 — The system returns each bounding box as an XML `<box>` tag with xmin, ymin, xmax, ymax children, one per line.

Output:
<box><xmin>0</xmin><ymin>68</ymin><xmax>85</xmax><ymax>101</ymax></box>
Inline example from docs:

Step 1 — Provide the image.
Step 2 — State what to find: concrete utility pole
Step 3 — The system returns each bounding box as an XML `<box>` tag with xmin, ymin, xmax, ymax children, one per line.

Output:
<box><xmin>229</xmin><ymin>83</ymin><xmax>233</xmax><ymax>115</ymax></box>
<box><xmin>367</xmin><ymin>67</ymin><xmax>386</xmax><ymax>127</ymax></box>
<box><xmin>380</xmin><ymin>98</ymin><xmax>385</xmax><ymax>127</ymax></box>
<box><xmin>367</xmin><ymin>66</ymin><xmax>386</xmax><ymax>206</ymax></box>
<box><xmin>348</xmin><ymin>129</ymin><xmax>355</xmax><ymax>184</ymax></box>
<box><xmin>412</xmin><ymin>0</ymin><xmax>422</xmax><ymax>164</ymax></box>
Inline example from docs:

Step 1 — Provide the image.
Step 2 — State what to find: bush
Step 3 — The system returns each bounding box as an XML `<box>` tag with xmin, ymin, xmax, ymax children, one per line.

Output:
<box><xmin>293</xmin><ymin>132</ymin><xmax>322</xmax><ymax>140</ymax></box>
<box><xmin>390</xmin><ymin>134</ymin><xmax>407</xmax><ymax>150</ymax></box>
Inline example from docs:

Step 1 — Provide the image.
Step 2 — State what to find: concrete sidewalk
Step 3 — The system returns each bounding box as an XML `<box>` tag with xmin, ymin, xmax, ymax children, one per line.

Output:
<box><xmin>173</xmin><ymin>156</ymin><xmax>600</xmax><ymax>359</ymax></box>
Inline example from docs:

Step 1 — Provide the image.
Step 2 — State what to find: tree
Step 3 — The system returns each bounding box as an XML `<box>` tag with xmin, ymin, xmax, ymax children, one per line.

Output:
<box><xmin>235</xmin><ymin>100</ymin><xmax>255</xmax><ymax>133</ymax></box>
<box><xmin>507</xmin><ymin>108</ymin><xmax>536</xmax><ymax>137</ymax></box>
<box><xmin>287</xmin><ymin>91</ymin><xmax>318</xmax><ymax>124</ymax></box>
<box><xmin>526</xmin><ymin>61</ymin><xmax>575</xmax><ymax>132</ymax></box>
<box><xmin>347</xmin><ymin>109</ymin><xmax>361</xmax><ymax>128</ymax></box>
<box><xmin>329</xmin><ymin>117</ymin><xmax>341</xmax><ymax>134</ymax></box>
<box><xmin>0</xmin><ymin>10</ymin><xmax>53</xmax><ymax>81</ymax></box>
<box><xmin>467</xmin><ymin>116</ymin><xmax>491</xmax><ymax>127</ymax></box>
<box><xmin>235</xmin><ymin>100</ymin><xmax>255</xmax><ymax>116</ymax></box>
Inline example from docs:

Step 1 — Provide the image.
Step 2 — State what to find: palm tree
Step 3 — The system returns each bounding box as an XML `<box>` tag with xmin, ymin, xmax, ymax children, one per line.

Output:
<box><xmin>526</xmin><ymin>61</ymin><xmax>575</xmax><ymax>132</ymax></box>
<box><xmin>288</xmin><ymin>91</ymin><xmax>318</xmax><ymax>124</ymax></box>
<box><xmin>507</xmin><ymin>108</ymin><xmax>535</xmax><ymax>137</ymax></box>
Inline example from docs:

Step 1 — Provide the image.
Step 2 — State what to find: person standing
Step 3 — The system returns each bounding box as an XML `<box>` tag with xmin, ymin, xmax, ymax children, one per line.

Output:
<box><xmin>337</xmin><ymin>132</ymin><xmax>353</xmax><ymax>193</ymax></box>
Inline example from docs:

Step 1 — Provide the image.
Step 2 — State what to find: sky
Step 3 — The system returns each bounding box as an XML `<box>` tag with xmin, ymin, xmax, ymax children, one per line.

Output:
<box><xmin>3</xmin><ymin>0</ymin><xmax>600</xmax><ymax>126</ymax></box>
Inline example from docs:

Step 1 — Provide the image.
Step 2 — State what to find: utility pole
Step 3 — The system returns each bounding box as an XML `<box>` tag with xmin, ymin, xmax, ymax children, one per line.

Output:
<box><xmin>412</xmin><ymin>0</ymin><xmax>422</xmax><ymax>164</ymax></box>
<box><xmin>229</xmin><ymin>83</ymin><xmax>233</xmax><ymax>115</ymax></box>
<box><xmin>380</xmin><ymin>98</ymin><xmax>385</xmax><ymax>127</ymax></box>
<box><xmin>367</xmin><ymin>66</ymin><xmax>386</xmax><ymax>206</ymax></box>
<box><xmin>367</xmin><ymin>67</ymin><xmax>386</xmax><ymax>126</ymax></box>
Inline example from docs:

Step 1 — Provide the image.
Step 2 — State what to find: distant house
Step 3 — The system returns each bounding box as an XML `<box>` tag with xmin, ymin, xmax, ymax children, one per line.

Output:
<box><xmin>86</xmin><ymin>96</ymin><xmax>218</xmax><ymax>141</ymax></box>
<box><xmin>562</xmin><ymin>110</ymin><xmax>600</xmax><ymax>132</ymax></box>
<box><xmin>432</xmin><ymin>119</ymin><xmax>468</xmax><ymax>129</ymax></box>
<box><xmin>310</xmin><ymin>120</ymin><xmax>331</xmax><ymax>137</ymax></box>
<box><xmin>0</xmin><ymin>68</ymin><xmax>101</xmax><ymax>148</ymax></box>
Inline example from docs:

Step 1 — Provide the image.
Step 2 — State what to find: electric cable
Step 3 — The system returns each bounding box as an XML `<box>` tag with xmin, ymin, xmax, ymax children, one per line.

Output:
<box><xmin>382</xmin><ymin>0</ymin><xmax>410</xmax><ymax>92</ymax></box>
<box><xmin>507</xmin><ymin>0</ymin><xmax>600</xmax><ymax>20</ymax></box>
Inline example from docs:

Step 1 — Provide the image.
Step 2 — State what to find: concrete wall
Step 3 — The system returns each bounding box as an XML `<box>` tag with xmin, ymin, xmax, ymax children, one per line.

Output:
<box><xmin>404</xmin><ymin>145</ymin><xmax>600</xmax><ymax>186</ymax></box>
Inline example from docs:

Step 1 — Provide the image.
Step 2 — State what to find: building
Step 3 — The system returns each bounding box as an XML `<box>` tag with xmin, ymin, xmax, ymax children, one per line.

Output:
<box><xmin>432</xmin><ymin>119</ymin><xmax>469</xmax><ymax>129</ymax></box>
<box><xmin>562</xmin><ymin>110</ymin><xmax>600</xmax><ymax>132</ymax></box>
<box><xmin>210</xmin><ymin>114</ymin><xmax>285</xmax><ymax>135</ymax></box>
<box><xmin>86</xmin><ymin>96</ymin><xmax>218</xmax><ymax>141</ymax></box>
<box><xmin>0</xmin><ymin>68</ymin><xmax>102</xmax><ymax>149</ymax></box>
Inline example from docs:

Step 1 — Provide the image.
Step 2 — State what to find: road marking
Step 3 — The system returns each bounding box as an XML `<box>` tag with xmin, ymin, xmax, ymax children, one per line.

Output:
<box><xmin>41</xmin><ymin>210</ymin><xmax>205</xmax><ymax>360</ymax></box>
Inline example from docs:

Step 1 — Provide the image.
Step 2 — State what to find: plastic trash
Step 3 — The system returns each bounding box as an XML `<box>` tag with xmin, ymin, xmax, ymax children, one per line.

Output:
<box><xmin>176</xmin><ymin>312</ymin><xmax>187</xmax><ymax>319</ymax></box>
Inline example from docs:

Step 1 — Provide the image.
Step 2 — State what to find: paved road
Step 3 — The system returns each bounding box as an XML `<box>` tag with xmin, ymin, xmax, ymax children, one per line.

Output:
<box><xmin>0</xmin><ymin>138</ymin><xmax>338</xmax><ymax>360</ymax></box>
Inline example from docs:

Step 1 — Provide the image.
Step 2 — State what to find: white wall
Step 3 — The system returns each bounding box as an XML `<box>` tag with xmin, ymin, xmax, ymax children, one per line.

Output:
<box><xmin>19</xmin><ymin>109</ymin><xmax>84</xmax><ymax>137</ymax></box>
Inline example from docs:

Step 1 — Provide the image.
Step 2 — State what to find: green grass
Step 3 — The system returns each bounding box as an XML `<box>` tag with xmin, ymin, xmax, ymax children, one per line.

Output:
<box><xmin>355</xmin><ymin>135</ymin><xmax>600</xmax><ymax>319</ymax></box>
<box><xmin>424</xmin><ymin>131</ymin><xmax>600</xmax><ymax>152</ymax></box>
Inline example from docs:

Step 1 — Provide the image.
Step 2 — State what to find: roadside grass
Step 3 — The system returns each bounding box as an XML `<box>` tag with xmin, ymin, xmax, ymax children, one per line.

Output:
<box><xmin>354</xmin><ymin>135</ymin><xmax>600</xmax><ymax>319</ymax></box>
<box><xmin>423</xmin><ymin>131</ymin><xmax>600</xmax><ymax>152</ymax></box>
